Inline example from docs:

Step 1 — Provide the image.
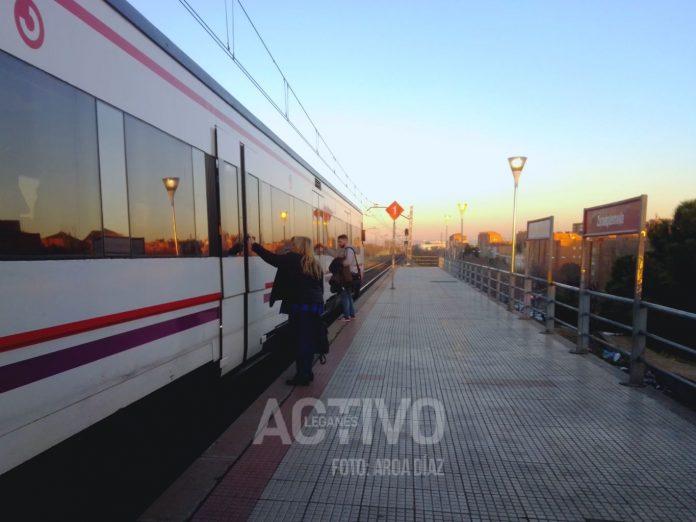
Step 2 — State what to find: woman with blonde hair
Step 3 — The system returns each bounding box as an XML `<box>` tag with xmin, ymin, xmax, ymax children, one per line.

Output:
<box><xmin>248</xmin><ymin>235</ymin><xmax>324</xmax><ymax>385</ymax></box>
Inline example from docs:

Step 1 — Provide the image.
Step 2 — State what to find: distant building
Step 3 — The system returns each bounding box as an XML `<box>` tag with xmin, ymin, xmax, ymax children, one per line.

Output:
<box><xmin>449</xmin><ymin>233</ymin><xmax>468</xmax><ymax>244</ymax></box>
<box><xmin>421</xmin><ymin>240</ymin><xmax>446</xmax><ymax>251</ymax></box>
<box><xmin>525</xmin><ymin>232</ymin><xmax>583</xmax><ymax>279</ymax></box>
<box><xmin>572</xmin><ymin>222</ymin><xmax>583</xmax><ymax>234</ymax></box>
<box><xmin>478</xmin><ymin>231</ymin><xmax>503</xmax><ymax>249</ymax></box>
<box><xmin>477</xmin><ymin>231</ymin><xmax>512</xmax><ymax>259</ymax></box>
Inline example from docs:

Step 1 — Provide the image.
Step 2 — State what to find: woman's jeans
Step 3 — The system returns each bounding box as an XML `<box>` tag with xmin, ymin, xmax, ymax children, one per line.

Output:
<box><xmin>289</xmin><ymin>311</ymin><xmax>320</xmax><ymax>378</ymax></box>
<box><xmin>340</xmin><ymin>288</ymin><xmax>355</xmax><ymax>318</ymax></box>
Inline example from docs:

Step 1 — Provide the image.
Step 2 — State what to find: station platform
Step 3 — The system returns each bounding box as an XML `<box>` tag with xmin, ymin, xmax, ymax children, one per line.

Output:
<box><xmin>142</xmin><ymin>267</ymin><xmax>696</xmax><ymax>522</ymax></box>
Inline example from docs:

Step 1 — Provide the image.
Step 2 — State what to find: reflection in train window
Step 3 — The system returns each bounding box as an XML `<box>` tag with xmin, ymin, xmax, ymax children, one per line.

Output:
<box><xmin>352</xmin><ymin>225</ymin><xmax>362</xmax><ymax>252</ymax></box>
<box><xmin>293</xmin><ymin>198</ymin><xmax>313</xmax><ymax>241</ymax></box>
<box><xmin>271</xmin><ymin>187</ymin><xmax>291</xmax><ymax>247</ymax></box>
<box><xmin>192</xmin><ymin>148</ymin><xmax>210</xmax><ymax>256</ymax></box>
<box><xmin>97</xmin><ymin>101</ymin><xmax>130</xmax><ymax>256</ymax></box>
<box><xmin>246</xmin><ymin>174</ymin><xmax>260</xmax><ymax>252</ymax></box>
<box><xmin>125</xmin><ymin>115</ymin><xmax>197</xmax><ymax>256</ymax></box>
<box><xmin>219</xmin><ymin>162</ymin><xmax>241</xmax><ymax>255</ymax></box>
<box><xmin>0</xmin><ymin>51</ymin><xmax>101</xmax><ymax>258</ymax></box>
<box><xmin>324</xmin><ymin>216</ymin><xmax>336</xmax><ymax>249</ymax></box>
<box><xmin>259</xmin><ymin>181</ymin><xmax>273</xmax><ymax>248</ymax></box>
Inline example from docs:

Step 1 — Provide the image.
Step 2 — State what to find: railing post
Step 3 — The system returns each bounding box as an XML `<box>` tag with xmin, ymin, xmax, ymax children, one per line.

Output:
<box><xmin>508</xmin><ymin>273</ymin><xmax>515</xmax><ymax>312</ymax></box>
<box><xmin>545</xmin><ymin>285</ymin><xmax>555</xmax><ymax>333</ymax></box>
<box><xmin>523</xmin><ymin>277</ymin><xmax>532</xmax><ymax>318</ymax></box>
<box><xmin>487</xmin><ymin>268</ymin><xmax>493</xmax><ymax>298</ymax></box>
<box><xmin>495</xmin><ymin>271</ymin><xmax>501</xmax><ymax>302</ymax></box>
<box><xmin>573</xmin><ymin>290</ymin><xmax>590</xmax><ymax>354</ymax></box>
<box><xmin>627</xmin><ymin>305</ymin><xmax>647</xmax><ymax>386</ymax></box>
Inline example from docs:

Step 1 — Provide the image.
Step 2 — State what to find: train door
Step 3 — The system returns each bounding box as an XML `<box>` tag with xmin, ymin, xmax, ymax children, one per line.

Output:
<box><xmin>216</xmin><ymin>128</ymin><xmax>246</xmax><ymax>374</ymax></box>
<box><xmin>244</xmin><ymin>170</ymin><xmax>282</xmax><ymax>359</ymax></box>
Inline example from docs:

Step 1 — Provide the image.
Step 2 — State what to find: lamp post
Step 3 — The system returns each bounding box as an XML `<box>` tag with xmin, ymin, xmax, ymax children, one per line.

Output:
<box><xmin>162</xmin><ymin>177</ymin><xmax>180</xmax><ymax>256</ymax></box>
<box><xmin>280</xmin><ymin>210</ymin><xmax>288</xmax><ymax>240</ymax></box>
<box><xmin>507</xmin><ymin>156</ymin><xmax>527</xmax><ymax>273</ymax></box>
<box><xmin>456</xmin><ymin>202</ymin><xmax>467</xmax><ymax>240</ymax></box>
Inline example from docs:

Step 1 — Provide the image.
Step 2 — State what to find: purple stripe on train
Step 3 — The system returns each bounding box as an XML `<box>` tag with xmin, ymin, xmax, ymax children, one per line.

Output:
<box><xmin>0</xmin><ymin>307</ymin><xmax>220</xmax><ymax>394</ymax></box>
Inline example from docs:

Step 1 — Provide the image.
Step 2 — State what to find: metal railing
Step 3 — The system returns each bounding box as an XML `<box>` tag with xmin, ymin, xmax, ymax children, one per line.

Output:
<box><xmin>442</xmin><ymin>257</ymin><xmax>696</xmax><ymax>393</ymax></box>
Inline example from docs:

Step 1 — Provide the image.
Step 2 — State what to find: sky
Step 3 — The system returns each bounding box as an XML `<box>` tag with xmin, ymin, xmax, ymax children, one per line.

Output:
<box><xmin>128</xmin><ymin>0</ymin><xmax>696</xmax><ymax>243</ymax></box>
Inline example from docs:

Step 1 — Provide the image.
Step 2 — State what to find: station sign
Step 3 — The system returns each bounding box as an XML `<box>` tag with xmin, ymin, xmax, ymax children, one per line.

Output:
<box><xmin>386</xmin><ymin>201</ymin><xmax>404</xmax><ymax>221</ymax></box>
<box><xmin>583</xmin><ymin>196</ymin><xmax>646</xmax><ymax>237</ymax></box>
<box><xmin>527</xmin><ymin>216</ymin><xmax>553</xmax><ymax>240</ymax></box>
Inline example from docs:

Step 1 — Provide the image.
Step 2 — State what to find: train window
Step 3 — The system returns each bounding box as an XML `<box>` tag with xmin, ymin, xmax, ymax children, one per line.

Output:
<box><xmin>352</xmin><ymin>225</ymin><xmax>362</xmax><ymax>251</ymax></box>
<box><xmin>271</xmin><ymin>187</ymin><xmax>291</xmax><ymax>247</ymax></box>
<box><xmin>324</xmin><ymin>217</ymin><xmax>336</xmax><ymax>249</ymax></box>
<box><xmin>0</xmin><ymin>51</ymin><xmax>101</xmax><ymax>258</ymax></box>
<box><xmin>192</xmin><ymin>148</ymin><xmax>209</xmax><ymax>256</ymax></box>
<box><xmin>335</xmin><ymin>217</ymin><xmax>349</xmax><ymax>240</ymax></box>
<box><xmin>293</xmin><ymin>198</ymin><xmax>313</xmax><ymax>241</ymax></box>
<box><xmin>125</xmin><ymin>115</ymin><xmax>197</xmax><ymax>256</ymax></box>
<box><xmin>259</xmin><ymin>181</ymin><xmax>272</xmax><ymax>248</ymax></box>
<box><xmin>97</xmin><ymin>102</ymin><xmax>130</xmax><ymax>256</ymax></box>
<box><xmin>246</xmin><ymin>174</ymin><xmax>260</xmax><ymax>247</ymax></box>
<box><xmin>219</xmin><ymin>161</ymin><xmax>241</xmax><ymax>254</ymax></box>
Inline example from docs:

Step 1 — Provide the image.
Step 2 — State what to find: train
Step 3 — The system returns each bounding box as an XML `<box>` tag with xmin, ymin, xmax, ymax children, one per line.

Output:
<box><xmin>0</xmin><ymin>0</ymin><xmax>363</xmax><ymax>475</ymax></box>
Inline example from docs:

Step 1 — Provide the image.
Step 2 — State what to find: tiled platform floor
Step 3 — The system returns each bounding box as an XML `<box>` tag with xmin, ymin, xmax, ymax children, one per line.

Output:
<box><xmin>197</xmin><ymin>267</ymin><xmax>696</xmax><ymax>521</ymax></box>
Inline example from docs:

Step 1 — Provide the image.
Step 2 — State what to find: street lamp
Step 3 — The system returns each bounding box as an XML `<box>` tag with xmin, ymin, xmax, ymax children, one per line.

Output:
<box><xmin>162</xmin><ymin>177</ymin><xmax>180</xmax><ymax>256</ymax></box>
<box><xmin>280</xmin><ymin>210</ymin><xmax>288</xmax><ymax>240</ymax></box>
<box><xmin>456</xmin><ymin>202</ymin><xmax>467</xmax><ymax>239</ymax></box>
<box><xmin>507</xmin><ymin>156</ymin><xmax>527</xmax><ymax>272</ymax></box>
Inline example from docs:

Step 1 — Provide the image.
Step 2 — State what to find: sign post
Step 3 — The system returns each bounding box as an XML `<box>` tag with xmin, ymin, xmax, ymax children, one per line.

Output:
<box><xmin>579</xmin><ymin>195</ymin><xmax>648</xmax><ymax>386</ymax></box>
<box><xmin>386</xmin><ymin>201</ymin><xmax>404</xmax><ymax>290</ymax></box>
<box><xmin>526</xmin><ymin>216</ymin><xmax>555</xmax><ymax>331</ymax></box>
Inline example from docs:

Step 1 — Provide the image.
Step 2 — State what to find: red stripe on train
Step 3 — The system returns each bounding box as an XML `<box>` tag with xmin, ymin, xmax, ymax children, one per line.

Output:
<box><xmin>0</xmin><ymin>293</ymin><xmax>222</xmax><ymax>353</ymax></box>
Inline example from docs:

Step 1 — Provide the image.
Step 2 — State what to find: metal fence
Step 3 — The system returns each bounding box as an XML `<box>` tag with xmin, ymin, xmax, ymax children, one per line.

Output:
<box><xmin>442</xmin><ymin>257</ymin><xmax>696</xmax><ymax>394</ymax></box>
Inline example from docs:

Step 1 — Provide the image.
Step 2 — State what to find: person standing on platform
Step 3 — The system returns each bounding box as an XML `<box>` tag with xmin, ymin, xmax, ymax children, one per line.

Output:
<box><xmin>318</xmin><ymin>234</ymin><xmax>360</xmax><ymax>322</ymax></box>
<box><xmin>248</xmin><ymin>236</ymin><xmax>324</xmax><ymax>386</ymax></box>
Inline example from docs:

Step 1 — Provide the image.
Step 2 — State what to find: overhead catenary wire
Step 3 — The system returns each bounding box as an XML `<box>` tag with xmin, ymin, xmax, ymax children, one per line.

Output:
<box><xmin>176</xmin><ymin>0</ymin><xmax>373</xmax><ymax>211</ymax></box>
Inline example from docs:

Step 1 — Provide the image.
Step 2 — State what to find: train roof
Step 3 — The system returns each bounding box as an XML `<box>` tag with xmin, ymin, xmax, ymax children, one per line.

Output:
<box><xmin>106</xmin><ymin>0</ymin><xmax>362</xmax><ymax>215</ymax></box>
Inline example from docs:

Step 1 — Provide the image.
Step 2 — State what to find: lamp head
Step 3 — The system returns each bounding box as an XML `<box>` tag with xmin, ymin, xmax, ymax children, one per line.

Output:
<box><xmin>280</xmin><ymin>211</ymin><xmax>288</xmax><ymax>221</ymax></box>
<box><xmin>507</xmin><ymin>156</ymin><xmax>527</xmax><ymax>186</ymax></box>
<box><xmin>162</xmin><ymin>177</ymin><xmax>180</xmax><ymax>202</ymax></box>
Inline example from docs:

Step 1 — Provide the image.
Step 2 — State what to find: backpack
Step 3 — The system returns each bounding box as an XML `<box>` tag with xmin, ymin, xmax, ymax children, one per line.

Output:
<box><xmin>328</xmin><ymin>256</ymin><xmax>351</xmax><ymax>293</ymax></box>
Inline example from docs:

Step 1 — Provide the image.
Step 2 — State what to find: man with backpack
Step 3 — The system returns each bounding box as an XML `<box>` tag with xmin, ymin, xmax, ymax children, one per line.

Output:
<box><xmin>319</xmin><ymin>234</ymin><xmax>361</xmax><ymax>322</ymax></box>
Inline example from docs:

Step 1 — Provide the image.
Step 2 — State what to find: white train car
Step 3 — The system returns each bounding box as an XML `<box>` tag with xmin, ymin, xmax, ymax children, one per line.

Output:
<box><xmin>0</xmin><ymin>0</ymin><xmax>363</xmax><ymax>475</ymax></box>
